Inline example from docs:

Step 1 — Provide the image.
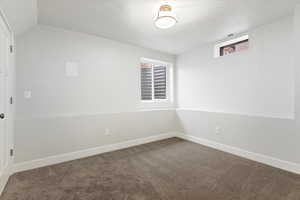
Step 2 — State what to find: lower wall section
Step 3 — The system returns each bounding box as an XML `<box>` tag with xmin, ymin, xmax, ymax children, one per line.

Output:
<box><xmin>15</xmin><ymin>110</ymin><xmax>179</xmax><ymax>164</ymax></box>
<box><xmin>178</xmin><ymin>134</ymin><xmax>300</xmax><ymax>175</ymax></box>
<box><xmin>176</xmin><ymin>109</ymin><xmax>300</xmax><ymax>166</ymax></box>
<box><xmin>13</xmin><ymin>109</ymin><xmax>300</xmax><ymax>176</ymax></box>
<box><xmin>13</xmin><ymin>132</ymin><xmax>178</xmax><ymax>173</ymax></box>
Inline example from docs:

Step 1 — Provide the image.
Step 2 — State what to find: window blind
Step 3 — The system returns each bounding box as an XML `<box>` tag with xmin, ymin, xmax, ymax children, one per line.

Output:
<box><xmin>154</xmin><ymin>66</ymin><xmax>167</xmax><ymax>99</ymax></box>
<box><xmin>141</xmin><ymin>64</ymin><xmax>153</xmax><ymax>100</ymax></box>
<box><xmin>141</xmin><ymin>63</ymin><xmax>167</xmax><ymax>101</ymax></box>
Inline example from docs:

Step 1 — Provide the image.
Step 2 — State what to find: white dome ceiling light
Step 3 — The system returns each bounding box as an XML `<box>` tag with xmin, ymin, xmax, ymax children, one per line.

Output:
<box><xmin>155</xmin><ymin>3</ymin><xmax>178</xmax><ymax>29</ymax></box>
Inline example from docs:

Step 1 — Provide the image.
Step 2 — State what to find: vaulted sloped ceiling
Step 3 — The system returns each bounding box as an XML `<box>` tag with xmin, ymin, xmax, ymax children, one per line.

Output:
<box><xmin>0</xmin><ymin>0</ymin><xmax>299</xmax><ymax>54</ymax></box>
<box><xmin>0</xmin><ymin>0</ymin><xmax>37</xmax><ymax>35</ymax></box>
<box><xmin>37</xmin><ymin>0</ymin><xmax>299</xmax><ymax>54</ymax></box>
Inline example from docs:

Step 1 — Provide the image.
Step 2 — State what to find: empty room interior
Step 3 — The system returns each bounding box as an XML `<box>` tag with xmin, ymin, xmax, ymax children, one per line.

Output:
<box><xmin>1</xmin><ymin>0</ymin><xmax>300</xmax><ymax>199</ymax></box>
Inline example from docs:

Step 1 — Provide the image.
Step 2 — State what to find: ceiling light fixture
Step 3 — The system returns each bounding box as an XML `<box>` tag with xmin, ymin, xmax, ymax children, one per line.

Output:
<box><xmin>155</xmin><ymin>3</ymin><xmax>177</xmax><ymax>29</ymax></box>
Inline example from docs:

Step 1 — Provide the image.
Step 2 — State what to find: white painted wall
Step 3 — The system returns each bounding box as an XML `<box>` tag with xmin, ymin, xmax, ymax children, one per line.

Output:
<box><xmin>176</xmin><ymin>16</ymin><xmax>300</xmax><ymax>165</ymax></box>
<box><xmin>15</xmin><ymin>25</ymin><xmax>177</xmax><ymax>163</ymax></box>
<box><xmin>16</xmin><ymin>110</ymin><xmax>179</xmax><ymax>163</ymax></box>
<box><xmin>17</xmin><ymin>26</ymin><xmax>175</xmax><ymax>118</ymax></box>
<box><xmin>177</xmin><ymin>16</ymin><xmax>295</xmax><ymax>119</ymax></box>
<box><xmin>176</xmin><ymin>110</ymin><xmax>299</xmax><ymax>164</ymax></box>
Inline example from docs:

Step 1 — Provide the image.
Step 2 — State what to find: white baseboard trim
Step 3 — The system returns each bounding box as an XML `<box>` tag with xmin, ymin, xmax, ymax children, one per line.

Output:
<box><xmin>0</xmin><ymin>167</ymin><xmax>11</xmax><ymax>196</ymax></box>
<box><xmin>177</xmin><ymin>134</ymin><xmax>300</xmax><ymax>175</ymax></box>
<box><xmin>13</xmin><ymin>132</ymin><xmax>179</xmax><ymax>173</ymax></box>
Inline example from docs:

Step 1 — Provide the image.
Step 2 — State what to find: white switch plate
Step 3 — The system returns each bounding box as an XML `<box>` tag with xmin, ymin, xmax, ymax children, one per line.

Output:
<box><xmin>24</xmin><ymin>91</ymin><xmax>31</xmax><ymax>99</ymax></box>
<box><xmin>104</xmin><ymin>128</ymin><xmax>111</xmax><ymax>135</ymax></box>
<box><xmin>65</xmin><ymin>62</ymin><xmax>79</xmax><ymax>77</ymax></box>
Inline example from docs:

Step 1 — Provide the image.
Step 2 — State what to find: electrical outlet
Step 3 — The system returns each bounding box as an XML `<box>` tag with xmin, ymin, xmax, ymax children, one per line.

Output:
<box><xmin>24</xmin><ymin>91</ymin><xmax>32</xmax><ymax>99</ymax></box>
<box><xmin>104</xmin><ymin>128</ymin><xmax>111</xmax><ymax>135</ymax></box>
<box><xmin>215</xmin><ymin>126</ymin><xmax>221</xmax><ymax>134</ymax></box>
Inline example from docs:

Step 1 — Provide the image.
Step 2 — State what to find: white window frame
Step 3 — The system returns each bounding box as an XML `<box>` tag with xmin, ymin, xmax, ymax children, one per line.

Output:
<box><xmin>139</xmin><ymin>58</ymin><xmax>174</xmax><ymax>109</ymax></box>
<box><xmin>214</xmin><ymin>35</ymin><xmax>249</xmax><ymax>58</ymax></box>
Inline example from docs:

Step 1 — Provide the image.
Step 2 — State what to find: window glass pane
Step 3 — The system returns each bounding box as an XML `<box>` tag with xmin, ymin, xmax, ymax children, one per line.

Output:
<box><xmin>220</xmin><ymin>39</ymin><xmax>249</xmax><ymax>56</ymax></box>
<box><xmin>154</xmin><ymin>66</ymin><xmax>167</xmax><ymax>100</ymax></box>
<box><xmin>141</xmin><ymin>63</ymin><xmax>153</xmax><ymax>100</ymax></box>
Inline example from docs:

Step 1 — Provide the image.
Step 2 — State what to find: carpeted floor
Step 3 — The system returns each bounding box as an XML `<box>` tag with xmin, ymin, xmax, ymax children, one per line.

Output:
<box><xmin>1</xmin><ymin>138</ymin><xmax>300</xmax><ymax>200</ymax></box>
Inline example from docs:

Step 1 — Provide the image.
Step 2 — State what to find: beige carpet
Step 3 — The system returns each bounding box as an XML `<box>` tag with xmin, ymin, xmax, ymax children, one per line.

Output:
<box><xmin>1</xmin><ymin>138</ymin><xmax>300</xmax><ymax>200</ymax></box>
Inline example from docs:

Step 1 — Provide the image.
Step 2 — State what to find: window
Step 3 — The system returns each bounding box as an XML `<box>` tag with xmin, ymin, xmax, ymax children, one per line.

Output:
<box><xmin>215</xmin><ymin>35</ymin><xmax>249</xmax><ymax>57</ymax></box>
<box><xmin>140</xmin><ymin>58</ymin><xmax>172</xmax><ymax>103</ymax></box>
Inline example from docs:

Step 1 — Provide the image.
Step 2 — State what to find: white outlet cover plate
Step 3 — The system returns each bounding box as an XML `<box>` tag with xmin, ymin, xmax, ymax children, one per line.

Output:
<box><xmin>24</xmin><ymin>91</ymin><xmax>31</xmax><ymax>99</ymax></box>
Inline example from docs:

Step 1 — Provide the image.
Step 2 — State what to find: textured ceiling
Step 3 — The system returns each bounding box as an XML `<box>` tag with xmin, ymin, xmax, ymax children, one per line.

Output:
<box><xmin>37</xmin><ymin>0</ymin><xmax>298</xmax><ymax>54</ymax></box>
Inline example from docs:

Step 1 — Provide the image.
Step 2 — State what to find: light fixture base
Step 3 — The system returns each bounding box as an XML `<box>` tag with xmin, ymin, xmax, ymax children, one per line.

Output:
<box><xmin>155</xmin><ymin>3</ymin><xmax>177</xmax><ymax>29</ymax></box>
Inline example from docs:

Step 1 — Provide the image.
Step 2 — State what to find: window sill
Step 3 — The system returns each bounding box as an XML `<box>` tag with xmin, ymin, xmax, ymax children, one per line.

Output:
<box><xmin>139</xmin><ymin>100</ymin><xmax>174</xmax><ymax>110</ymax></box>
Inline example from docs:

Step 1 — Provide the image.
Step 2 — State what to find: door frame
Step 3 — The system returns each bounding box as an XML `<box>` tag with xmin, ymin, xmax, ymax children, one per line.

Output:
<box><xmin>0</xmin><ymin>6</ymin><xmax>15</xmax><ymax>176</ymax></box>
